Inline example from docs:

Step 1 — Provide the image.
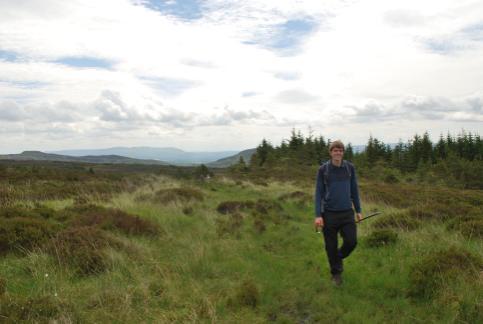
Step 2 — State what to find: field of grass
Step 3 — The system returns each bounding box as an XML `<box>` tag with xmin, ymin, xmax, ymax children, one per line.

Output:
<box><xmin>0</xmin><ymin>162</ymin><xmax>481</xmax><ymax>323</ymax></box>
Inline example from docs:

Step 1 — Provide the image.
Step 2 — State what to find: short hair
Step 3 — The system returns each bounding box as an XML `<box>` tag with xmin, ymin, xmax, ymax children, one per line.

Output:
<box><xmin>329</xmin><ymin>140</ymin><xmax>345</xmax><ymax>152</ymax></box>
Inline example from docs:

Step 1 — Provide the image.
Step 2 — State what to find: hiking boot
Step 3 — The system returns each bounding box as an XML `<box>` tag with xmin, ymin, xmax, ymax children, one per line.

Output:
<box><xmin>331</xmin><ymin>274</ymin><xmax>342</xmax><ymax>286</ymax></box>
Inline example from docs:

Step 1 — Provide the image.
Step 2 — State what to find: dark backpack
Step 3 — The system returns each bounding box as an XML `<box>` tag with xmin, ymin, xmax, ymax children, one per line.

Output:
<box><xmin>321</xmin><ymin>160</ymin><xmax>352</xmax><ymax>186</ymax></box>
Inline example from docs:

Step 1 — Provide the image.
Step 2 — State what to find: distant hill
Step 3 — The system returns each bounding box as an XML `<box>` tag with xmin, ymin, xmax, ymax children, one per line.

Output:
<box><xmin>207</xmin><ymin>148</ymin><xmax>256</xmax><ymax>168</ymax></box>
<box><xmin>0</xmin><ymin>151</ymin><xmax>169</xmax><ymax>165</ymax></box>
<box><xmin>49</xmin><ymin>147</ymin><xmax>239</xmax><ymax>164</ymax></box>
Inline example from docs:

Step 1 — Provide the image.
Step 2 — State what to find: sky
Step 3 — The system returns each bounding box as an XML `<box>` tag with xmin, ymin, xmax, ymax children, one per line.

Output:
<box><xmin>0</xmin><ymin>0</ymin><xmax>482</xmax><ymax>153</ymax></box>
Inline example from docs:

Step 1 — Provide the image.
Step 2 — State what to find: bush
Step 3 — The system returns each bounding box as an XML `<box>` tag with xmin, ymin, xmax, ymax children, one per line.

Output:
<box><xmin>152</xmin><ymin>187</ymin><xmax>204</xmax><ymax>203</ymax></box>
<box><xmin>182</xmin><ymin>206</ymin><xmax>194</xmax><ymax>215</ymax></box>
<box><xmin>382</xmin><ymin>169</ymin><xmax>400</xmax><ymax>184</ymax></box>
<box><xmin>0</xmin><ymin>205</ymin><xmax>55</xmax><ymax>220</ymax></box>
<box><xmin>253</xmin><ymin>217</ymin><xmax>266</xmax><ymax>234</ymax></box>
<box><xmin>446</xmin><ymin>213</ymin><xmax>483</xmax><ymax>239</ymax></box>
<box><xmin>215</xmin><ymin>213</ymin><xmax>244</xmax><ymax>238</ymax></box>
<box><xmin>365</xmin><ymin>229</ymin><xmax>398</xmax><ymax>248</ymax></box>
<box><xmin>408</xmin><ymin>246</ymin><xmax>482</xmax><ymax>299</ymax></box>
<box><xmin>46</xmin><ymin>226</ymin><xmax>120</xmax><ymax>276</ymax></box>
<box><xmin>235</xmin><ymin>279</ymin><xmax>260</xmax><ymax>308</ymax></box>
<box><xmin>372</xmin><ymin>211</ymin><xmax>421</xmax><ymax>231</ymax></box>
<box><xmin>0</xmin><ymin>295</ymin><xmax>64</xmax><ymax>322</ymax></box>
<box><xmin>0</xmin><ymin>217</ymin><xmax>58</xmax><ymax>254</ymax></box>
<box><xmin>216</xmin><ymin>200</ymin><xmax>254</xmax><ymax>214</ymax></box>
<box><xmin>68</xmin><ymin>205</ymin><xmax>160</xmax><ymax>236</ymax></box>
<box><xmin>277</xmin><ymin>191</ymin><xmax>311</xmax><ymax>205</ymax></box>
<box><xmin>253</xmin><ymin>199</ymin><xmax>283</xmax><ymax>215</ymax></box>
<box><xmin>0</xmin><ymin>277</ymin><xmax>6</xmax><ymax>296</ymax></box>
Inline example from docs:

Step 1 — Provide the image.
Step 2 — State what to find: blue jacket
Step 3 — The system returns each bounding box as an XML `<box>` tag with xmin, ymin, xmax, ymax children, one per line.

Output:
<box><xmin>314</xmin><ymin>160</ymin><xmax>361</xmax><ymax>217</ymax></box>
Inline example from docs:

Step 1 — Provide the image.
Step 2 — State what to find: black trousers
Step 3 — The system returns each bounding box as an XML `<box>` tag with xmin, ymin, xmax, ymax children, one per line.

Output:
<box><xmin>322</xmin><ymin>209</ymin><xmax>357</xmax><ymax>275</ymax></box>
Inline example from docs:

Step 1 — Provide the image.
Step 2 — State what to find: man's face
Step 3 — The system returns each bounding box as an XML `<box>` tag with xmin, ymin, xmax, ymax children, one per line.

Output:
<box><xmin>330</xmin><ymin>148</ymin><xmax>344</xmax><ymax>161</ymax></box>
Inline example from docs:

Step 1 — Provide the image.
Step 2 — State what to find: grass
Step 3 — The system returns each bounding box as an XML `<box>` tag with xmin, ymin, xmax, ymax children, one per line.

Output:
<box><xmin>0</xmin><ymin>165</ymin><xmax>482</xmax><ymax>322</ymax></box>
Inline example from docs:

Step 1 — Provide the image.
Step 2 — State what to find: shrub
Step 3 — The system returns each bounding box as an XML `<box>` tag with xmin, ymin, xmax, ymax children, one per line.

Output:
<box><xmin>215</xmin><ymin>212</ymin><xmax>244</xmax><ymax>238</ymax></box>
<box><xmin>0</xmin><ymin>295</ymin><xmax>63</xmax><ymax>322</ymax></box>
<box><xmin>372</xmin><ymin>211</ymin><xmax>421</xmax><ymax>231</ymax></box>
<box><xmin>408</xmin><ymin>246</ymin><xmax>482</xmax><ymax>299</ymax></box>
<box><xmin>253</xmin><ymin>217</ymin><xmax>267</xmax><ymax>234</ymax></box>
<box><xmin>0</xmin><ymin>277</ymin><xmax>6</xmax><ymax>296</ymax></box>
<box><xmin>253</xmin><ymin>199</ymin><xmax>283</xmax><ymax>215</ymax></box>
<box><xmin>182</xmin><ymin>206</ymin><xmax>194</xmax><ymax>215</ymax></box>
<box><xmin>382</xmin><ymin>169</ymin><xmax>400</xmax><ymax>184</ymax></box>
<box><xmin>46</xmin><ymin>226</ymin><xmax>120</xmax><ymax>276</ymax></box>
<box><xmin>152</xmin><ymin>187</ymin><xmax>204</xmax><ymax>203</ymax></box>
<box><xmin>459</xmin><ymin>219</ymin><xmax>483</xmax><ymax>239</ymax></box>
<box><xmin>216</xmin><ymin>200</ymin><xmax>254</xmax><ymax>214</ymax></box>
<box><xmin>365</xmin><ymin>229</ymin><xmax>398</xmax><ymax>248</ymax></box>
<box><xmin>277</xmin><ymin>191</ymin><xmax>311</xmax><ymax>205</ymax></box>
<box><xmin>235</xmin><ymin>279</ymin><xmax>260</xmax><ymax>308</ymax></box>
<box><xmin>69</xmin><ymin>205</ymin><xmax>160</xmax><ymax>236</ymax></box>
<box><xmin>0</xmin><ymin>217</ymin><xmax>58</xmax><ymax>254</ymax></box>
<box><xmin>446</xmin><ymin>213</ymin><xmax>483</xmax><ymax>239</ymax></box>
<box><xmin>0</xmin><ymin>204</ymin><xmax>57</xmax><ymax>221</ymax></box>
<box><xmin>60</xmin><ymin>204</ymin><xmax>159</xmax><ymax>236</ymax></box>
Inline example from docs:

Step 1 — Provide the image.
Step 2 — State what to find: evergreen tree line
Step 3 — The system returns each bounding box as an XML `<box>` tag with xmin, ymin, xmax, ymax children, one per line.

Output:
<box><xmin>246</xmin><ymin>129</ymin><xmax>355</xmax><ymax>169</ymax></box>
<box><xmin>230</xmin><ymin>129</ymin><xmax>482</xmax><ymax>188</ymax></box>
<box><xmin>356</xmin><ymin>131</ymin><xmax>482</xmax><ymax>173</ymax></box>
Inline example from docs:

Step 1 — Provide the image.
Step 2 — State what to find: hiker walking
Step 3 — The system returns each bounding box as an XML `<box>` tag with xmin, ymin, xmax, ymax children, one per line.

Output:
<box><xmin>314</xmin><ymin>140</ymin><xmax>362</xmax><ymax>286</ymax></box>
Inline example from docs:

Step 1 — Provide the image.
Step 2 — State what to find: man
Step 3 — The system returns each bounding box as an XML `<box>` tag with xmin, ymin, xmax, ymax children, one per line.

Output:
<box><xmin>314</xmin><ymin>140</ymin><xmax>362</xmax><ymax>286</ymax></box>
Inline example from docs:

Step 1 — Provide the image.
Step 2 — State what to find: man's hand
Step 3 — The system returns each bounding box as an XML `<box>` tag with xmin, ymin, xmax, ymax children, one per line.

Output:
<box><xmin>314</xmin><ymin>217</ymin><xmax>324</xmax><ymax>231</ymax></box>
<box><xmin>356</xmin><ymin>213</ymin><xmax>363</xmax><ymax>222</ymax></box>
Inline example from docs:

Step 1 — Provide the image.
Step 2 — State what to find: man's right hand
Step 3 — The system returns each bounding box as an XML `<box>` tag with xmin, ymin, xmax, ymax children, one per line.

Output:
<box><xmin>314</xmin><ymin>217</ymin><xmax>324</xmax><ymax>229</ymax></box>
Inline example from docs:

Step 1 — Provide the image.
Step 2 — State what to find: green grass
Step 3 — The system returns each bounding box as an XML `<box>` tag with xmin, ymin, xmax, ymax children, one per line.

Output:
<box><xmin>0</xmin><ymin>174</ymin><xmax>481</xmax><ymax>323</ymax></box>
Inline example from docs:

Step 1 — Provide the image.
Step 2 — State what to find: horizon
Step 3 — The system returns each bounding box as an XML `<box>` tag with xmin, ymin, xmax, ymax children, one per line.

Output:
<box><xmin>1</xmin><ymin>1</ymin><xmax>482</xmax><ymax>153</ymax></box>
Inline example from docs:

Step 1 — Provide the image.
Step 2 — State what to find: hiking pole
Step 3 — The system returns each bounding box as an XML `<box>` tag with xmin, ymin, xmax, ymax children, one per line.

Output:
<box><xmin>356</xmin><ymin>211</ymin><xmax>382</xmax><ymax>223</ymax></box>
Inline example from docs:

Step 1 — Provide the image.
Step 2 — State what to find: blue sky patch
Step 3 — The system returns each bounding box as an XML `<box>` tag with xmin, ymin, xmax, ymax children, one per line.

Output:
<box><xmin>0</xmin><ymin>50</ymin><xmax>18</xmax><ymax>62</ymax></box>
<box><xmin>271</xmin><ymin>18</ymin><xmax>318</xmax><ymax>49</ymax></box>
<box><xmin>140</xmin><ymin>0</ymin><xmax>204</xmax><ymax>20</ymax></box>
<box><xmin>54</xmin><ymin>57</ymin><xmax>114</xmax><ymax>69</ymax></box>
<box><xmin>249</xmin><ymin>17</ymin><xmax>318</xmax><ymax>56</ymax></box>
<box><xmin>140</xmin><ymin>76</ymin><xmax>200</xmax><ymax>96</ymax></box>
<box><xmin>461</xmin><ymin>22</ymin><xmax>483</xmax><ymax>42</ymax></box>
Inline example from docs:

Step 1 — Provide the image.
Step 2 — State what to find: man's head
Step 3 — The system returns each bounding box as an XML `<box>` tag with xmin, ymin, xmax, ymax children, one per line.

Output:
<box><xmin>329</xmin><ymin>140</ymin><xmax>344</xmax><ymax>162</ymax></box>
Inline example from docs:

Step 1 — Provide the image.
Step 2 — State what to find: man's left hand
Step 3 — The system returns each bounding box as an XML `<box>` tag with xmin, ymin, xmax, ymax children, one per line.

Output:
<box><xmin>356</xmin><ymin>213</ymin><xmax>363</xmax><ymax>222</ymax></box>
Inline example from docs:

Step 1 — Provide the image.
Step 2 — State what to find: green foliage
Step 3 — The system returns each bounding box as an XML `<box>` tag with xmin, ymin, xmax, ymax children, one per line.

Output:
<box><xmin>365</xmin><ymin>229</ymin><xmax>398</xmax><ymax>247</ymax></box>
<box><xmin>45</xmin><ymin>226</ymin><xmax>119</xmax><ymax>276</ymax></box>
<box><xmin>408</xmin><ymin>246</ymin><xmax>482</xmax><ymax>299</ymax></box>
<box><xmin>0</xmin><ymin>295</ymin><xmax>66</xmax><ymax>322</ymax></box>
<box><xmin>233</xmin><ymin>279</ymin><xmax>260</xmax><ymax>308</ymax></box>
<box><xmin>0</xmin><ymin>217</ymin><xmax>58</xmax><ymax>254</ymax></box>
<box><xmin>193</xmin><ymin>164</ymin><xmax>213</xmax><ymax>180</ymax></box>
<box><xmin>216</xmin><ymin>200</ymin><xmax>255</xmax><ymax>214</ymax></box>
<box><xmin>372</xmin><ymin>211</ymin><xmax>421</xmax><ymax>231</ymax></box>
<box><xmin>67</xmin><ymin>204</ymin><xmax>160</xmax><ymax>236</ymax></box>
<box><xmin>215</xmin><ymin>212</ymin><xmax>244</xmax><ymax>238</ymax></box>
<box><xmin>151</xmin><ymin>187</ymin><xmax>204</xmax><ymax>203</ymax></box>
<box><xmin>277</xmin><ymin>191</ymin><xmax>311</xmax><ymax>206</ymax></box>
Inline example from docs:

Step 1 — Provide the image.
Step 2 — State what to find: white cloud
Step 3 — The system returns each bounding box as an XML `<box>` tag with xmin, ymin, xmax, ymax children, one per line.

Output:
<box><xmin>0</xmin><ymin>0</ymin><xmax>482</xmax><ymax>153</ymax></box>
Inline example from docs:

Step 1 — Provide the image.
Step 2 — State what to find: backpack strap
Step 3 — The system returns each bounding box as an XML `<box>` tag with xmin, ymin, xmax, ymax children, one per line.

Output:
<box><xmin>323</xmin><ymin>160</ymin><xmax>352</xmax><ymax>186</ymax></box>
<box><xmin>343</xmin><ymin>160</ymin><xmax>352</xmax><ymax>178</ymax></box>
<box><xmin>322</xmin><ymin>161</ymin><xmax>330</xmax><ymax>186</ymax></box>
